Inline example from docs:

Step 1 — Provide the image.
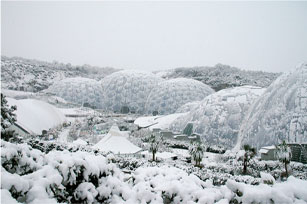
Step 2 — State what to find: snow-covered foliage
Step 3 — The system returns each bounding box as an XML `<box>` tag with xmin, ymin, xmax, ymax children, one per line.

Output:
<box><xmin>2</xmin><ymin>140</ymin><xmax>307</xmax><ymax>204</ymax></box>
<box><xmin>7</xmin><ymin>98</ymin><xmax>66</xmax><ymax>135</ymax></box>
<box><xmin>46</xmin><ymin>77</ymin><xmax>104</xmax><ymax>109</ymax></box>
<box><xmin>1</xmin><ymin>56</ymin><xmax>119</xmax><ymax>92</ymax></box>
<box><xmin>171</xmin><ymin>86</ymin><xmax>265</xmax><ymax>149</ymax></box>
<box><xmin>226</xmin><ymin>176</ymin><xmax>307</xmax><ymax>203</ymax></box>
<box><xmin>239</xmin><ymin>64</ymin><xmax>307</xmax><ymax>149</ymax></box>
<box><xmin>101</xmin><ymin>70</ymin><xmax>163</xmax><ymax>113</ymax></box>
<box><xmin>159</xmin><ymin>63</ymin><xmax>280</xmax><ymax>91</ymax></box>
<box><xmin>145</xmin><ymin>78</ymin><xmax>214</xmax><ymax>115</ymax></box>
<box><xmin>1</xmin><ymin>94</ymin><xmax>17</xmax><ymax>140</ymax></box>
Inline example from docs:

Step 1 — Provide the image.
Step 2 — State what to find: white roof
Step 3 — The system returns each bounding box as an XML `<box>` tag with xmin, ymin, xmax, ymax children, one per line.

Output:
<box><xmin>259</xmin><ymin>145</ymin><xmax>276</xmax><ymax>154</ymax></box>
<box><xmin>7</xmin><ymin>98</ymin><xmax>66</xmax><ymax>135</ymax></box>
<box><xmin>93</xmin><ymin>124</ymin><xmax>142</xmax><ymax>154</ymax></box>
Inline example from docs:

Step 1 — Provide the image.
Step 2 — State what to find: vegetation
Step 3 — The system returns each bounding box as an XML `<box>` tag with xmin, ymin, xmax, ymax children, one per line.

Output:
<box><xmin>189</xmin><ymin>142</ymin><xmax>204</xmax><ymax>167</ymax></box>
<box><xmin>1</xmin><ymin>93</ymin><xmax>17</xmax><ymax>141</ymax></box>
<box><xmin>276</xmin><ymin>140</ymin><xmax>292</xmax><ymax>178</ymax></box>
<box><xmin>242</xmin><ymin>144</ymin><xmax>256</xmax><ymax>174</ymax></box>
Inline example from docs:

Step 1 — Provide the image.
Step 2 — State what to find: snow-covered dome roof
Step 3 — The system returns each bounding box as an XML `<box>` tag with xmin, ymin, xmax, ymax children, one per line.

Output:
<box><xmin>171</xmin><ymin>86</ymin><xmax>266</xmax><ymax>148</ymax></box>
<box><xmin>101</xmin><ymin>70</ymin><xmax>163</xmax><ymax>113</ymax></box>
<box><xmin>144</xmin><ymin>78</ymin><xmax>214</xmax><ymax>115</ymax></box>
<box><xmin>46</xmin><ymin>77</ymin><xmax>103</xmax><ymax>109</ymax></box>
<box><xmin>238</xmin><ymin>64</ymin><xmax>307</xmax><ymax>149</ymax></box>
<box><xmin>176</xmin><ymin>101</ymin><xmax>201</xmax><ymax>113</ymax></box>
<box><xmin>7</xmin><ymin>98</ymin><xmax>66</xmax><ymax>135</ymax></box>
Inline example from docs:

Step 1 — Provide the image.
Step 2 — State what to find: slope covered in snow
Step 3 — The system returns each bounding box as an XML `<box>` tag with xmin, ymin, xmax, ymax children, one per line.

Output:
<box><xmin>1</xmin><ymin>56</ymin><xmax>119</xmax><ymax>92</ymax></box>
<box><xmin>158</xmin><ymin>64</ymin><xmax>280</xmax><ymax>91</ymax></box>
<box><xmin>7</xmin><ymin>98</ymin><xmax>66</xmax><ymax>135</ymax></box>
<box><xmin>101</xmin><ymin>70</ymin><xmax>164</xmax><ymax>113</ymax></box>
<box><xmin>171</xmin><ymin>86</ymin><xmax>265</xmax><ymax>148</ymax></box>
<box><xmin>144</xmin><ymin>78</ymin><xmax>214</xmax><ymax>115</ymax></box>
<box><xmin>237</xmin><ymin>64</ymin><xmax>307</xmax><ymax>149</ymax></box>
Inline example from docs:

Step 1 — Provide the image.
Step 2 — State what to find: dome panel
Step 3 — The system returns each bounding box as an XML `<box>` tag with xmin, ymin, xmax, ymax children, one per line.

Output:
<box><xmin>238</xmin><ymin>64</ymin><xmax>307</xmax><ymax>149</ymax></box>
<box><xmin>145</xmin><ymin>78</ymin><xmax>214</xmax><ymax>115</ymax></box>
<box><xmin>101</xmin><ymin>70</ymin><xmax>163</xmax><ymax>113</ymax></box>
<box><xmin>171</xmin><ymin>86</ymin><xmax>265</xmax><ymax>148</ymax></box>
<box><xmin>46</xmin><ymin>77</ymin><xmax>103</xmax><ymax>108</ymax></box>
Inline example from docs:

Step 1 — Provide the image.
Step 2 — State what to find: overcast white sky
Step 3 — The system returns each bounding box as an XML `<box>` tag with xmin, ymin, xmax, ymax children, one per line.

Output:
<box><xmin>1</xmin><ymin>1</ymin><xmax>307</xmax><ymax>72</ymax></box>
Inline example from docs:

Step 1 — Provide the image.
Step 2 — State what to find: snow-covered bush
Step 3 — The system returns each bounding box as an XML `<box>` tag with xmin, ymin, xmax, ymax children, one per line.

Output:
<box><xmin>1</xmin><ymin>140</ymin><xmax>129</xmax><ymax>204</ymax></box>
<box><xmin>226</xmin><ymin>176</ymin><xmax>307</xmax><ymax>203</ymax></box>
<box><xmin>275</xmin><ymin>141</ymin><xmax>292</xmax><ymax>178</ymax></box>
<box><xmin>1</xmin><ymin>93</ymin><xmax>17</xmax><ymax>141</ymax></box>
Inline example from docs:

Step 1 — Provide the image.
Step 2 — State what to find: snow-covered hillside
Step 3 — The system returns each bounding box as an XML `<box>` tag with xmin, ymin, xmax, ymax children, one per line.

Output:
<box><xmin>171</xmin><ymin>86</ymin><xmax>266</xmax><ymax>148</ymax></box>
<box><xmin>1</xmin><ymin>56</ymin><xmax>119</xmax><ymax>92</ymax></box>
<box><xmin>238</xmin><ymin>64</ymin><xmax>307</xmax><ymax>149</ymax></box>
<box><xmin>157</xmin><ymin>64</ymin><xmax>280</xmax><ymax>91</ymax></box>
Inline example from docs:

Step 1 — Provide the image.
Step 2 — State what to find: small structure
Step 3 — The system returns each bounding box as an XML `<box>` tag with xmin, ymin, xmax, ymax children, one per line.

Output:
<box><xmin>93</xmin><ymin>124</ymin><xmax>142</xmax><ymax>155</ymax></box>
<box><xmin>288</xmin><ymin>143</ymin><xmax>307</xmax><ymax>164</ymax></box>
<box><xmin>259</xmin><ymin>146</ymin><xmax>277</xmax><ymax>161</ymax></box>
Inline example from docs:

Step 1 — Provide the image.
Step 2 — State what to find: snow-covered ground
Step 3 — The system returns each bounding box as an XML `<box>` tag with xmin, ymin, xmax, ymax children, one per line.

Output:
<box><xmin>134</xmin><ymin>113</ymin><xmax>188</xmax><ymax>130</ymax></box>
<box><xmin>1</xmin><ymin>140</ymin><xmax>307</xmax><ymax>204</ymax></box>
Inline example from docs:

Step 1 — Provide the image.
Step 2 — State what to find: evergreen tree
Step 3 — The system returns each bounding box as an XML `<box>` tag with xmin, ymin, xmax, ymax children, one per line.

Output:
<box><xmin>275</xmin><ymin>140</ymin><xmax>292</xmax><ymax>178</ymax></box>
<box><xmin>1</xmin><ymin>93</ymin><xmax>17</xmax><ymax>141</ymax></box>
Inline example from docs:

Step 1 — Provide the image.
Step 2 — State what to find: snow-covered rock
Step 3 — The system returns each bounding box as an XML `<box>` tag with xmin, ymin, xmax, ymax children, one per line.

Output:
<box><xmin>144</xmin><ymin>78</ymin><xmax>214</xmax><ymax>115</ymax></box>
<box><xmin>46</xmin><ymin>77</ymin><xmax>104</xmax><ymax>109</ymax></box>
<box><xmin>101</xmin><ymin>70</ymin><xmax>164</xmax><ymax>113</ymax></box>
<box><xmin>171</xmin><ymin>86</ymin><xmax>265</xmax><ymax>148</ymax></box>
<box><xmin>238</xmin><ymin>64</ymin><xmax>307</xmax><ymax>149</ymax></box>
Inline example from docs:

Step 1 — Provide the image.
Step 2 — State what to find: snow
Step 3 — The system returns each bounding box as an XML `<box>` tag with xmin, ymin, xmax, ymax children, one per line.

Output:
<box><xmin>73</xmin><ymin>138</ymin><xmax>88</xmax><ymax>146</ymax></box>
<box><xmin>238</xmin><ymin>64</ymin><xmax>307</xmax><ymax>149</ymax></box>
<box><xmin>141</xmin><ymin>151</ymin><xmax>177</xmax><ymax>160</ymax></box>
<box><xmin>1</xmin><ymin>189</ymin><xmax>20</xmax><ymax>204</ymax></box>
<box><xmin>93</xmin><ymin>125</ymin><xmax>142</xmax><ymax>154</ymax></box>
<box><xmin>57</xmin><ymin>128</ymin><xmax>70</xmax><ymax>143</ymax></box>
<box><xmin>134</xmin><ymin>113</ymin><xmax>188</xmax><ymax>130</ymax></box>
<box><xmin>171</xmin><ymin>86</ymin><xmax>265</xmax><ymax>148</ymax></box>
<box><xmin>144</xmin><ymin>78</ymin><xmax>214</xmax><ymax>114</ymax></box>
<box><xmin>2</xmin><ymin>140</ymin><xmax>307</xmax><ymax>204</ymax></box>
<box><xmin>7</xmin><ymin>98</ymin><xmax>66</xmax><ymax>135</ymax></box>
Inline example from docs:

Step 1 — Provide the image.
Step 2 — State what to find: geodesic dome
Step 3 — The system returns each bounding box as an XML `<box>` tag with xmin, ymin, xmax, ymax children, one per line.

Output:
<box><xmin>176</xmin><ymin>101</ymin><xmax>201</xmax><ymax>113</ymax></box>
<box><xmin>101</xmin><ymin>70</ymin><xmax>163</xmax><ymax>113</ymax></box>
<box><xmin>171</xmin><ymin>86</ymin><xmax>266</xmax><ymax>148</ymax></box>
<box><xmin>144</xmin><ymin>78</ymin><xmax>214</xmax><ymax>115</ymax></box>
<box><xmin>46</xmin><ymin>77</ymin><xmax>103</xmax><ymax>108</ymax></box>
<box><xmin>238</xmin><ymin>64</ymin><xmax>307</xmax><ymax>150</ymax></box>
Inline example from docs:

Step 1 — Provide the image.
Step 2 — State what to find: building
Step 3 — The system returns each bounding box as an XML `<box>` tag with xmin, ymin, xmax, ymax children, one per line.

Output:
<box><xmin>259</xmin><ymin>146</ymin><xmax>277</xmax><ymax>161</ymax></box>
<box><xmin>92</xmin><ymin>124</ymin><xmax>142</xmax><ymax>155</ymax></box>
<box><xmin>288</xmin><ymin>143</ymin><xmax>307</xmax><ymax>164</ymax></box>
